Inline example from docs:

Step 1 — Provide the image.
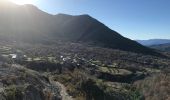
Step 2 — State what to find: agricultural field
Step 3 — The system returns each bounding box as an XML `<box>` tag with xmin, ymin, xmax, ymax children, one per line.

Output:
<box><xmin>0</xmin><ymin>41</ymin><xmax>169</xmax><ymax>100</ymax></box>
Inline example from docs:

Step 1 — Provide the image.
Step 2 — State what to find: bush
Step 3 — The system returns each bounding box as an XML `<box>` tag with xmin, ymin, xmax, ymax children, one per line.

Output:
<box><xmin>4</xmin><ymin>85</ymin><xmax>23</xmax><ymax>100</ymax></box>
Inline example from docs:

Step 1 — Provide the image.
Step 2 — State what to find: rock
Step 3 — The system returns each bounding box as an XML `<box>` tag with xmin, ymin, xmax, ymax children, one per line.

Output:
<box><xmin>0</xmin><ymin>63</ymin><xmax>62</xmax><ymax>100</ymax></box>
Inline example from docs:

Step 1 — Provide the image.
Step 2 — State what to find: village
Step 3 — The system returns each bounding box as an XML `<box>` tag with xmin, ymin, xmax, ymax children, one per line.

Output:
<box><xmin>0</xmin><ymin>42</ymin><xmax>169</xmax><ymax>100</ymax></box>
<box><xmin>0</xmin><ymin>43</ymin><xmax>161</xmax><ymax>79</ymax></box>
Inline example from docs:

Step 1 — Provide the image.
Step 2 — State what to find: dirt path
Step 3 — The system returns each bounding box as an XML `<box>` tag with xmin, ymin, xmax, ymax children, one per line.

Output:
<box><xmin>55</xmin><ymin>82</ymin><xmax>73</xmax><ymax>100</ymax></box>
<box><xmin>48</xmin><ymin>77</ymin><xmax>73</xmax><ymax>100</ymax></box>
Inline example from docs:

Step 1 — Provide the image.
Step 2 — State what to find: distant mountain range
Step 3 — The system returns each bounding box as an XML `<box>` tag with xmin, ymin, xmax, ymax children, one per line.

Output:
<box><xmin>136</xmin><ymin>39</ymin><xmax>170</xmax><ymax>46</ymax></box>
<box><xmin>150</xmin><ymin>43</ymin><xmax>170</xmax><ymax>52</ymax></box>
<box><xmin>0</xmin><ymin>1</ymin><xmax>160</xmax><ymax>56</ymax></box>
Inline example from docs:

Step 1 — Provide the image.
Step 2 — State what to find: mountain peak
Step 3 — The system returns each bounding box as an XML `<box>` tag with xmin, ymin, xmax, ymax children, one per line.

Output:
<box><xmin>55</xmin><ymin>13</ymin><xmax>92</xmax><ymax>19</ymax></box>
<box><xmin>22</xmin><ymin>4</ymin><xmax>38</xmax><ymax>9</ymax></box>
<box><xmin>0</xmin><ymin>3</ymin><xmax>162</xmax><ymax>56</ymax></box>
<box><xmin>77</xmin><ymin>14</ymin><xmax>91</xmax><ymax>17</ymax></box>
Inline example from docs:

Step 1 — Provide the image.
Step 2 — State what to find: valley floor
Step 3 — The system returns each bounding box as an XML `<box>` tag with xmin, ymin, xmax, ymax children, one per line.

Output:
<box><xmin>0</xmin><ymin>41</ymin><xmax>169</xmax><ymax>100</ymax></box>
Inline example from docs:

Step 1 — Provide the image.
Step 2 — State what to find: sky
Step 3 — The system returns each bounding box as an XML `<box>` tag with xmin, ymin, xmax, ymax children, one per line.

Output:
<box><xmin>10</xmin><ymin>0</ymin><xmax>170</xmax><ymax>40</ymax></box>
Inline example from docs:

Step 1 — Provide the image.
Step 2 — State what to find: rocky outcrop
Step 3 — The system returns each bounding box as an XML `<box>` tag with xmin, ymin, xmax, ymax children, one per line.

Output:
<box><xmin>0</xmin><ymin>63</ymin><xmax>62</xmax><ymax>100</ymax></box>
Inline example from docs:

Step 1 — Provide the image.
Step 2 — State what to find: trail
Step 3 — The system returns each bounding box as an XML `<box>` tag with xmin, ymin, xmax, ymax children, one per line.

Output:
<box><xmin>12</xmin><ymin>64</ymin><xmax>73</xmax><ymax>100</ymax></box>
<box><xmin>49</xmin><ymin>77</ymin><xmax>73</xmax><ymax>100</ymax></box>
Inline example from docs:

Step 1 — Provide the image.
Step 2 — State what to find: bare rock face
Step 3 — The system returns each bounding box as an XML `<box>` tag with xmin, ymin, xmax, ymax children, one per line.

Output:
<box><xmin>0</xmin><ymin>63</ymin><xmax>62</xmax><ymax>100</ymax></box>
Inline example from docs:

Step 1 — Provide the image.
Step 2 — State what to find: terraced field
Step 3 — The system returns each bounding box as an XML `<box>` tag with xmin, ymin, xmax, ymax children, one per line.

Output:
<box><xmin>0</xmin><ymin>42</ymin><xmax>169</xmax><ymax>100</ymax></box>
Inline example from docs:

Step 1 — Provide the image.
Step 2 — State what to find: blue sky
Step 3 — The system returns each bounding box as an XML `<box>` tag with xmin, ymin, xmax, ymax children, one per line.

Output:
<box><xmin>22</xmin><ymin>0</ymin><xmax>170</xmax><ymax>40</ymax></box>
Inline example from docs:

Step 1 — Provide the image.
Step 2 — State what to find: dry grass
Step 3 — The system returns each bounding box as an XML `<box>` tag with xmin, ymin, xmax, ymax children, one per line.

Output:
<box><xmin>134</xmin><ymin>73</ymin><xmax>170</xmax><ymax>100</ymax></box>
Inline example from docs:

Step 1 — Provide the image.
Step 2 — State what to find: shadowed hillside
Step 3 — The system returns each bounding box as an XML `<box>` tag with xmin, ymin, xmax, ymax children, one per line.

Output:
<box><xmin>0</xmin><ymin>1</ymin><xmax>169</xmax><ymax>100</ymax></box>
<box><xmin>0</xmin><ymin>1</ymin><xmax>161</xmax><ymax>56</ymax></box>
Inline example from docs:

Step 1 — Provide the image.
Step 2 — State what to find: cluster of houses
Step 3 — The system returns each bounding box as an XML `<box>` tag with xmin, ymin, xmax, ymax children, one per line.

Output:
<box><xmin>0</xmin><ymin>46</ymin><xmax>27</xmax><ymax>62</ymax></box>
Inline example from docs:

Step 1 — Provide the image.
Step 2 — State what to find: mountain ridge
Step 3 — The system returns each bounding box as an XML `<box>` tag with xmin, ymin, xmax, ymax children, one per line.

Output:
<box><xmin>136</xmin><ymin>39</ymin><xmax>170</xmax><ymax>46</ymax></box>
<box><xmin>0</xmin><ymin>2</ymin><xmax>161</xmax><ymax>56</ymax></box>
<box><xmin>150</xmin><ymin>43</ymin><xmax>170</xmax><ymax>52</ymax></box>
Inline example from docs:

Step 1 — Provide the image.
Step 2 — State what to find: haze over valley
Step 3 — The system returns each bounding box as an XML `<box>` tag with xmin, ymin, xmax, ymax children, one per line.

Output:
<box><xmin>0</xmin><ymin>0</ymin><xmax>169</xmax><ymax>100</ymax></box>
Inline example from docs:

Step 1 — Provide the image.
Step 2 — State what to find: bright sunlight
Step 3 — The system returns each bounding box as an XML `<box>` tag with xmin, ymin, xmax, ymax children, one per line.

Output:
<box><xmin>9</xmin><ymin>0</ymin><xmax>35</xmax><ymax>5</ymax></box>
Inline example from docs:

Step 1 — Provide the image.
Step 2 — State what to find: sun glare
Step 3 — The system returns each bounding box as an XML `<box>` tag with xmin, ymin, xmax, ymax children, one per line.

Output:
<box><xmin>9</xmin><ymin>0</ymin><xmax>34</xmax><ymax>5</ymax></box>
